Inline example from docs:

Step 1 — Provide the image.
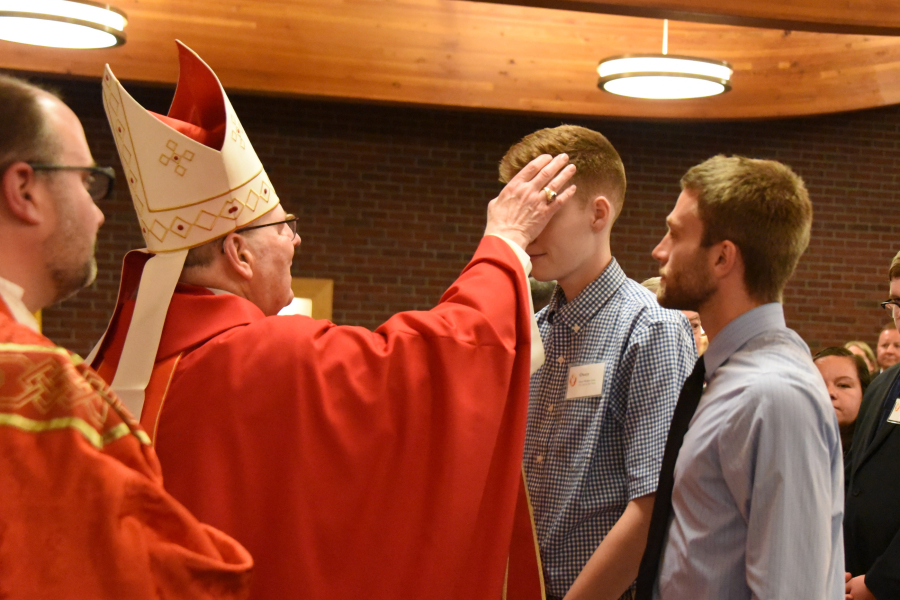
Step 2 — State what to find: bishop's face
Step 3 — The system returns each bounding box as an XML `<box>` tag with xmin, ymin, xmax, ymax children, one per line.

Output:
<box><xmin>244</xmin><ymin>205</ymin><xmax>301</xmax><ymax>316</ymax></box>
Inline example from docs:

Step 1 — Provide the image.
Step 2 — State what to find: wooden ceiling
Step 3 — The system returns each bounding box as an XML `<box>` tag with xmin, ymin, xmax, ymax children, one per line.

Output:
<box><xmin>2</xmin><ymin>0</ymin><xmax>900</xmax><ymax>120</ymax></box>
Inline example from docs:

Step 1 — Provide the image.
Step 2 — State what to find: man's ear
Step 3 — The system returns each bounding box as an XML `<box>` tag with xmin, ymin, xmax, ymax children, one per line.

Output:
<box><xmin>589</xmin><ymin>195</ymin><xmax>613</xmax><ymax>232</ymax></box>
<box><xmin>710</xmin><ymin>239</ymin><xmax>741</xmax><ymax>279</ymax></box>
<box><xmin>1</xmin><ymin>163</ymin><xmax>43</xmax><ymax>225</ymax></box>
<box><xmin>222</xmin><ymin>232</ymin><xmax>255</xmax><ymax>281</ymax></box>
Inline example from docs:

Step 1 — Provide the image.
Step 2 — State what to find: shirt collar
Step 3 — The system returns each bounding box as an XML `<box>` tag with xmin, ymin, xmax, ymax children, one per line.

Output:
<box><xmin>0</xmin><ymin>275</ymin><xmax>40</xmax><ymax>332</ymax></box>
<box><xmin>546</xmin><ymin>258</ymin><xmax>626</xmax><ymax>329</ymax></box>
<box><xmin>703</xmin><ymin>302</ymin><xmax>785</xmax><ymax>381</ymax></box>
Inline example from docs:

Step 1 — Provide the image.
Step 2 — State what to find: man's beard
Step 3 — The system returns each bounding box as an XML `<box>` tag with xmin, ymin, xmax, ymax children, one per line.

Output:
<box><xmin>44</xmin><ymin>236</ymin><xmax>98</xmax><ymax>306</ymax></box>
<box><xmin>658</xmin><ymin>250</ymin><xmax>717</xmax><ymax>313</ymax></box>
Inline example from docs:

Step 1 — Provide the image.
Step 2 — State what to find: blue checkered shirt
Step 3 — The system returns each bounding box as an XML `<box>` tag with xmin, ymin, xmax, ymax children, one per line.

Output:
<box><xmin>525</xmin><ymin>259</ymin><xmax>696</xmax><ymax>597</ymax></box>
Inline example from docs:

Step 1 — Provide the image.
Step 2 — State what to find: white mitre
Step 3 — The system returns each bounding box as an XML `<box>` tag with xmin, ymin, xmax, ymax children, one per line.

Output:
<box><xmin>102</xmin><ymin>41</ymin><xmax>279</xmax><ymax>251</ymax></box>
<box><xmin>90</xmin><ymin>41</ymin><xmax>279</xmax><ymax>418</ymax></box>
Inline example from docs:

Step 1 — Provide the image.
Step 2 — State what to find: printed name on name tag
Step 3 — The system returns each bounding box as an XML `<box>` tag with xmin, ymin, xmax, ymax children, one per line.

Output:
<box><xmin>565</xmin><ymin>363</ymin><xmax>605</xmax><ymax>400</ymax></box>
<box><xmin>887</xmin><ymin>398</ymin><xmax>900</xmax><ymax>424</ymax></box>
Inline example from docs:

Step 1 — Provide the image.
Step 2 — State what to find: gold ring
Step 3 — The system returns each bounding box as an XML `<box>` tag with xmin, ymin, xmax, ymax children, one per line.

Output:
<box><xmin>543</xmin><ymin>186</ymin><xmax>558</xmax><ymax>204</ymax></box>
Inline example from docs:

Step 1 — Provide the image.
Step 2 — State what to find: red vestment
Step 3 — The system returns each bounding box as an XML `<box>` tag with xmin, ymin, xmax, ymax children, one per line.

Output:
<box><xmin>0</xmin><ymin>300</ymin><xmax>253</xmax><ymax>599</ymax></box>
<box><xmin>94</xmin><ymin>236</ymin><xmax>543</xmax><ymax>600</ymax></box>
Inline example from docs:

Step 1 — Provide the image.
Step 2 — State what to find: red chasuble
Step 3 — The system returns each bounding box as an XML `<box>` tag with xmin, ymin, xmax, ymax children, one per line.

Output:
<box><xmin>0</xmin><ymin>300</ymin><xmax>253</xmax><ymax>599</ymax></box>
<box><xmin>94</xmin><ymin>236</ymin><xmax>543</xmax><ymax>600</ymax></box>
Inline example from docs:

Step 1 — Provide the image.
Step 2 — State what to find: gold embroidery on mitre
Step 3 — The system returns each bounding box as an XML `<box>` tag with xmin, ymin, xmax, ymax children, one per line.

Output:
<box><xmin>101</xmin><ymin>55</ymin><xmax>281</xmax><ymax>253</ymax></box>
<box><xmin>102</xmin><ymin>71</ymin><xmax>149</xmax><ymax>219</ymax></box>
<box><xmin>231</xmin><ymin>114</ymin><xmax>246</xmax><ymax>149</ymax></box>
<box><xmin>158</xmin><ymin>140</ymin><xmax>196</xmax><ymax>177</ymax></box>
<box><xmin>139</xmin><ymin>176</ymin><xmax>276</xmax><ymax>249</ymax></box>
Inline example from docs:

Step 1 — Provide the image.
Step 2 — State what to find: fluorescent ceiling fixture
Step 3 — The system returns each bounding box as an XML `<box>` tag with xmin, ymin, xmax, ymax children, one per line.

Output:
<box><xmin>597</xmin><ymin>19</ymin><xmax>732</xmax><ymax>100</ymax></box>
<box><xmin>599</xmin><ymin>56</ymin><xmax>732</xmax><ymax>81</ymax></box>
<box><xmin>598</xmin><ymin>55</ymin><xmax>733</xmax><ymax>99</ymax></box>
<box><xmin>0</xmin><ymin>0</ymin><xmax>127</xmax><ymax>49</ymax></box>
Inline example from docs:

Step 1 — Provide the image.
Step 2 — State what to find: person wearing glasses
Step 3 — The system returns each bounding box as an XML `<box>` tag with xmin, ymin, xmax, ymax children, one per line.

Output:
<box><xmin>0</xmin><ymin>74</ymin><xmax>253</xmax><ymax>596</ymax></box>
<box><xmin>90</xmin><ymin>43</ymin><xmax>574</xmax><ymax>600</ymax></box>
<box><xmin>844</xmin><ymin>252</ymin><xmax>900</xmax><ymax>600</ymax></box>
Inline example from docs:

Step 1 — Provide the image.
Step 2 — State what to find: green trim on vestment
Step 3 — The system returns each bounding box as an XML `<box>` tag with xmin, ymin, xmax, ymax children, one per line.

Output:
<box><xmin>0</xmin><ymin>413</ymin><xmax>148</xmax><ymax>449</ymax></box>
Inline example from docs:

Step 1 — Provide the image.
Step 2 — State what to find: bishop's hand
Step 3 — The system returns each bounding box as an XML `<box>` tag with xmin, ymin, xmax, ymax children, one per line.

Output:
<box><xmin>484</xmin><ymin>153</ymin><xmax>576</xmax><ymax>249</ymax></box>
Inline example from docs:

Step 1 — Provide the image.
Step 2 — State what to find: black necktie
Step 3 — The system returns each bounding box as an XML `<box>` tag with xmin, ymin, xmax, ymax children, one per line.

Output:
<box><xmin>634</xmin><ymin>356</ymin><xmax>706</xmax><ymax>600</ymax></box>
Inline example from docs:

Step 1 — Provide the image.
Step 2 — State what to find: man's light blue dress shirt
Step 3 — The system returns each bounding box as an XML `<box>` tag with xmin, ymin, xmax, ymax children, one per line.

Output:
<box><xmin>656</xmin><ymin>303</ymin><xmax>844</xmax><ymax>600</ymax></box>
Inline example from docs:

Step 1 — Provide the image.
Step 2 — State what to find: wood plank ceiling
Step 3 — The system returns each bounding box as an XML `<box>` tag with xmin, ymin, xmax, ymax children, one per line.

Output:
<box><xmin>2</xmin><ymin>0</ymin><xmax>900</xmax><ymax>119</ymax></box>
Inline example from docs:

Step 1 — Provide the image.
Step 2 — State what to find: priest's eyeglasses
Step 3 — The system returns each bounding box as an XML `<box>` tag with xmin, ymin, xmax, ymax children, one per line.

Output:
<box><xmin>28</xmin><ymin>164</ymin><xmax>116</xmax><ymax>202</ymax></box>
<box><xmin>881</xmin><ymin>299</ymin><xmax>900</xmax><ymax>312</ymax></box>
<box><xmin>234</xmin><ymin>215</ymin><xmax>299</xmax><ymax>238</ymax></box>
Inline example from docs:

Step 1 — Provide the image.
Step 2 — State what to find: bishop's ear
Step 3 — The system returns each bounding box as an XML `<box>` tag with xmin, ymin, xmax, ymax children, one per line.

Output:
<box><xmin>1</xmin><ymin>162</ymin><xmax>43</xmax><ymax>225</ymax></box>
<box><xmin>222</xmin><ymin>232</ymin><xmax>255</xmax><ymax>280</ymax></box>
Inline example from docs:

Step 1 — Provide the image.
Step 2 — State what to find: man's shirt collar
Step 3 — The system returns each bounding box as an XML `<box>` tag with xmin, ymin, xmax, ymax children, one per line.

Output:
<box><xmin>0</xmin><ymin>275</ymin><xmax>39</xmax><ymax>332</ymax></box>
<box><xmin>703</xmin><ymin>302</ymin><xmax>785</xmax><ymax>381</ymax></box>
<box><xmin>545</xmin><ymin>258</ymin><xmax>626</xmax><ymax>329</ymax></box>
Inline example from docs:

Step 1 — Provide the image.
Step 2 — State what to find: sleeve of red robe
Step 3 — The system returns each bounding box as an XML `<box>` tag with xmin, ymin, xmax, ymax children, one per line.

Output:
<box><xmin>147</xmin><ymin>236</ymin><xmax>537</xmax><ymax>600</ymax></box>
<box><xmin>0</xmin><ymin>312</ymin><xmax>253</xmax><ymax>600</ymax></box>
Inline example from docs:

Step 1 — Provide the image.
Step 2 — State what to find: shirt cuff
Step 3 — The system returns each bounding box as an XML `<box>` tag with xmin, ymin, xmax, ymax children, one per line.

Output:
<box><xmin>485</xmin><ymin>234</ymin><xmax>545</xmax><ymax>374</ymax></box>
<box><xmin>487</xmin><ymin>234</ymin><xmax>532</xmax><ymax>276</ymax></box>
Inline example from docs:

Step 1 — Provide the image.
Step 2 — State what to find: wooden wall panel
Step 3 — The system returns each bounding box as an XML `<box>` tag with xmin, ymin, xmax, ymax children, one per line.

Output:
<box><xmin>471</xmin><ymin>0</ymin><xmax>900</xmax><ymax>35</ymax></box>
<box><xmin>1</xmin><ymin>0</ymin><xmax>900</xmax><ymax>119</ymax></box>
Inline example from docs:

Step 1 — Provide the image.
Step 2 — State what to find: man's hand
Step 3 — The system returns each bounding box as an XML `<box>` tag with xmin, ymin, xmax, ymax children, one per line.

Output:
<box><xmin>484</xmin><ymin>153</ymin><xmax>576</xmax><ymax>249</ymax></box>
<box><xmin>846</xmin><ymin>573</ymin><xmax>876</xmax><ymax>600</ymax></box>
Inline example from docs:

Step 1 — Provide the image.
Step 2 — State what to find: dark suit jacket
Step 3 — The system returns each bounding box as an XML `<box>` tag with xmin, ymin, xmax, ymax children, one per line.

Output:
<box><xmin>845</xmin><ymin>362</ymin><xmax>900</xmax><ymax>599</ymax></box>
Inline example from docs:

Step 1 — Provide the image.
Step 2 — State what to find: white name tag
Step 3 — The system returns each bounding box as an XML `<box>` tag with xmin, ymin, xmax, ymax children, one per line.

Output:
<box><xmin>888</xmin><ymin>398</ymin><xmax>900</xmax><ymax>424</ymax></box>
<box><xmin>565</xmin><ymin>363</ymin><xmax>605</xmax><ymax>400</ymax></box>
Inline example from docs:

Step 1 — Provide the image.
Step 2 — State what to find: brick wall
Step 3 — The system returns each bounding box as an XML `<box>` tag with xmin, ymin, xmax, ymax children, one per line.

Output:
<box><xmin>32</xmin><ymin>75</ymin><xmax>900</xmax><ymax>356</ymax></box>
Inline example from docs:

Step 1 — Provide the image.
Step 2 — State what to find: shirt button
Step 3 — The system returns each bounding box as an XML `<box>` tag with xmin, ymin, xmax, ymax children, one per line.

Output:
<box><xmin>547</xmin><ymin>404</ymin><xmax>554</xmax><ymax>413</ymax></box>
<box><xmin>535</xmin><ymin>454</ymin><xmax>544</xmax><ymax>463</ymax></box>
<box><xmin>556</xmin><ymin>355</ymin><xmax>566</xmax><ymax>365</ymax></box>
<box><xmin>852</xmin><ymin>488</ymin><xmax>860</xmax><ymax>497</ymax></box>
<box><xmin>572</xmin><ymin>324</ymin><xmax>581</xmax><ymax>333</ymax></box>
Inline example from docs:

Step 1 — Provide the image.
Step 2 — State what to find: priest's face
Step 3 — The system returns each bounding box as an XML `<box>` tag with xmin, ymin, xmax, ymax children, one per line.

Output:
<box><xmin>245</xmin><ymin>205</ymin><xmax>301</xmax><ymax>316</ymax></box>
<box><xmin>38</xmin><ymin>95</ymin><xmax>106</xmax><ymax>305</ymax></box>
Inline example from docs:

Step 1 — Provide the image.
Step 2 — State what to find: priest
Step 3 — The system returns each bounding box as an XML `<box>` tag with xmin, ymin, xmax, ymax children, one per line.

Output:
<box><xmin>92</xmin><ymin>42</ymin><xmax>575</xmax><ymax>600</ymax></box>
<box><xmin>0</xmin><ymin>73</ymin><xmax>252</xmax><ymax>597</ymax></box>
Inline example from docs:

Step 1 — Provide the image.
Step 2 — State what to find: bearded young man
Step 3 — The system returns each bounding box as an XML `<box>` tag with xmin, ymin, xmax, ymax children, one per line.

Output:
<box><xmin>0</xmin><ymin>74</ymin><xmax>252</xmax><ymax>598</ymax></box>
<box><xmin>635</xmin><ymin>155</ymin><xmax>843</xmax><ymax>600</ymax></box>
<box><xmin>500</xmin><ymin>125</ymin><xmax>696</xmax><ymax>600</ymax></box>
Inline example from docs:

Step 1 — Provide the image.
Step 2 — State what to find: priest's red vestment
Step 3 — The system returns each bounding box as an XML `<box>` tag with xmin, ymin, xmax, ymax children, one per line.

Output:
<box><xmin>94</xmin><ymin>236</ymin><xmax>542</xmax><ymax>600</ymax></box>
<box><xmin>0</xmin><ymin>300</ymin><xmax>253</xmax><ymax>598</ymax></box>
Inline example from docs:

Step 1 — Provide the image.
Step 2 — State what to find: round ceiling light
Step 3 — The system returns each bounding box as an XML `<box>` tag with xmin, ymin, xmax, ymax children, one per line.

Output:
<box><xmin>0</xmin><ymin>0</ymin><xmax>127</xmax><ymax>49</ymax></box>
<box><xmin>597</xmin><ymin>20</ymin><xmax>732</xmax><ymax>100</ymax></box>
<box><xmin>597</xmin><ymin>54</ymin><xmax>733</xmax><ymax>99</ymax></box>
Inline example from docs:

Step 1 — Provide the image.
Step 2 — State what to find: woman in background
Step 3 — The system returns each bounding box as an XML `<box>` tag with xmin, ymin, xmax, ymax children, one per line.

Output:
<box><xmin>815</xmin><ymin>347</ymin><xmax>871</xmax><ymax>454</ymax></box>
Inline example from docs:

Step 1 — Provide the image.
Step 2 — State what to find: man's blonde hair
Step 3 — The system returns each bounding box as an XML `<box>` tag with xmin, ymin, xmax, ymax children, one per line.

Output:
<box><xmin>498</xmin><ymin>125</ymin><xmax>626</xmax><ymax>217</ymax></box>
<box><xmin>682</xmin><ymin>155</ymin><xmax>812</xmax><ymax>304</ymax></box>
